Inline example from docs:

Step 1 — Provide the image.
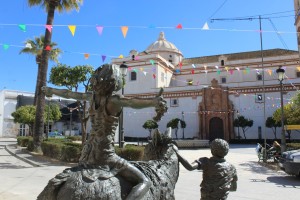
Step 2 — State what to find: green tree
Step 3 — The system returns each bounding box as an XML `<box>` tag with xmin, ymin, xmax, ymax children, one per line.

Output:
<box><xmin>265</xmin><ymin>116</ymin><xmax>281</xmax><ymax>139</ymax></box>
<box><xmin>11</xmin><ymin>104</ymin><xmax>61</xmax><ymax>136</ymax></box>
<box><xmin>49</xmin><ymin>64</ymin><xmax>94</xmax><ymax>144</ymax></box>
<box><xmin>27</xmin><ymin>0</ymin><xmax>83</xmax><ymax>152</ymax></box>
<box><xmin>166</xmin><ymin>118</ymin><xmax>186</xmax><ymax>140</ymax></box>
<box><xmin>142</xmin><ymin>120</ymin><xmax>158</xmax><ymax>138</ymax></box>
<box><xmin>233</xmin><ymin>116</ymin><xmax>253</xmax><ymax>139</ymax></box>
<box><xmin>20</xmin><ymin>35</ymin><xmax>61</xmax><ymax>105</ymax></box>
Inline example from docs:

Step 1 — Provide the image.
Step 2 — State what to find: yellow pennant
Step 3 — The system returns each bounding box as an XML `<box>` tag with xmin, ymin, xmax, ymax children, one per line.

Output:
<box><xmin>121</xmin><ymin>26</ymin><xmax>128</xmax><ymax>38</ymax></box>
<box><xmin>68</xmin><ymin>25</ymin><xmax>76</xmax><ymax>36</ymax></box>
<box><xmin>297</xmin><ymin>66</ymin><xmax>300</xmax><ymax>71</ymax></box>
<box><xmin>119</xmin><ymin>54</ymin><xmax>124</xmax><ymax>58</ymax></box>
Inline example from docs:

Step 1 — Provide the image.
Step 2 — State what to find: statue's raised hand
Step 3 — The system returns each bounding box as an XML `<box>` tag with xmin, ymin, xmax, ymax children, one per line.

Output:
<box><xmin>41</xmin><ymin>86</ymin><xmax>53</xmax><ymax>97</ymax></box>
<box><xmin>153</xmin><ymin>88</ymin><xmax>168</xmax><ymax>122</ymax></box>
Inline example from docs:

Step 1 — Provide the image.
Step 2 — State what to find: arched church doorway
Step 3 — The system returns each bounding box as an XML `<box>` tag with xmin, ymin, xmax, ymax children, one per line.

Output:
<box><xmin>209</xmin><ymin>117</ymin><xmax>224</xmax><ymax>141</ymax></box>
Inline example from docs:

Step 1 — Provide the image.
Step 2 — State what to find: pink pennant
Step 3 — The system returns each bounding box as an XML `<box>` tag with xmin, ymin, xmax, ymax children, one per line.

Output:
<box><xmin>153</xmin><ymin>74</ymin><xmax>156</xmax><ymax>79</ymax></box>
<box><xmin>96</xmin><ymin>26</ymin><xmax>103</xmax><ymax>35</ymax></box>
<box><xmin>45</xmin><ymin>25</ymin><xmax>52</xmax><ymax>33</ymax></box>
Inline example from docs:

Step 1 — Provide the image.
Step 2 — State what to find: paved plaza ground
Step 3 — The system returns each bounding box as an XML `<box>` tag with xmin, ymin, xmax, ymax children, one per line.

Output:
<box><xmin>0</xmin><ymin>138</ymin><xmax>299</xmax><ymax>200</ymax></box>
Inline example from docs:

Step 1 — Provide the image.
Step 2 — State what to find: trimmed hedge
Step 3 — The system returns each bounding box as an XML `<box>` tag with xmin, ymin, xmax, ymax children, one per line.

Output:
<box><xmin>115</xmin><ymin>145</ymin><xmax>144</xmax><ymax>161</ymax></box>
<box><xmin>17</xmin><ymin>136</ymin><xmax>32</xmax><ymax>147</ymax></box>
<box><xmin>18</xmin><ymin>136</ymin><xmax>145</xmax><ymax>162</ymax></box>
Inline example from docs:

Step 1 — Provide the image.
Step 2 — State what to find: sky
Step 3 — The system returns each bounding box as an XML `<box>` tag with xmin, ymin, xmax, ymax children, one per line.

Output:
<box><xmin>0</xmin><ymin>0</ymin><xmax>298</xmax><ymax>93</ymax></box>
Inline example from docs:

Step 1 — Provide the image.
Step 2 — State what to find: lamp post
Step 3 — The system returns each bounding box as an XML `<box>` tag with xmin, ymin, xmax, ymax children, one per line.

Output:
<box><xmin>181</xmin><ymin>111</ymin><xmax>185</xmax><ymax>139</ymax></box>
<box><xmin>119</xmin><ymin>63</ymin><xmax>128</xmax><ymax>148</ymax></box>
<box><xmin>276</xmin><ymin>66</ymin><xmax>286</xmax><ymax>153</ymax></box>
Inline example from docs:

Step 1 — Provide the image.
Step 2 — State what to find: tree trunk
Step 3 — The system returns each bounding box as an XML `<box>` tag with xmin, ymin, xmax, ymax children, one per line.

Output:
<box><xmin>33</xmin><ymin>3</ymin><xmax>56</xmax><ymax>152</ymax></box>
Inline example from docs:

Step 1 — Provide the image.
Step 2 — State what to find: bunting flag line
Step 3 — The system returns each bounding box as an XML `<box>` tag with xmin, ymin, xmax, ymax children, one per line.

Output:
<box><xmin>18</xmin><ymin>24</ymin><xmax>26</xmax><ymax>32</ymax></box>
<box><xmin>3</xmin><ymin>44</ymin><xmax>9</xmax><ymax>50</ymax></box>
<box><xmin>121</xmin><ymin>26</ymin><xmax>129</xmax><ymax>38</ymax></box>
<box><xmin>84</xmin><ymin>53</ymin><xmax>90</xmax><ymax>59</ymax></box>
<box><xmin>96</xmin><ymin>26</ymin><xmax>103</xmax><ymax>35</ymax></box>
<box><xmin>45</xmin><ymin>25</ymin><xmax>52</xmax><ymax>33</ymax></box>
<box><xmin>68</xmin><ymin>25</ymin><xmax>76</xmax><ymax>36</ymax></box>
<box><xmin>101</xmin><ymin>55</ymin><xmax>106</xmax><ymax>62</ymax></box>
<box><xmin>202</xmin><ymin>22</ymin><xmax>209</xmax><ymax>30</ymax></box>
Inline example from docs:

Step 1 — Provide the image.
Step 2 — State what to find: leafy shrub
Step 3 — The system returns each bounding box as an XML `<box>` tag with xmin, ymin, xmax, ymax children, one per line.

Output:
<box><xmin>17</xmin><ymin>136</ymin><xmax>32</xmax><ymax>147</ymax></box>
<box><xmin>287</xmin><ymin>143</ymin><xmax>300</xmax><ymax>150</ymax></box>
<box><xmin>26</xmin><ymin>139</ymin><xmax>34</xmax><ymax>151</ymax></box>
<box><xmin>61</xmin><ymin>143</ymin><xmax>82</xmax><ymax>162</ymax></box>
<box><xmin>41</xmin><ymin>141</ymin><xmax>63</xmax><ymax>159</ymax></box>
<box><xmin>66</xmin><ymin>136</ymin><xmax>82</xmax><ymax>141</ymax></box>
<box><xmin>115</xmin><ymin>145</ymin><xmax>144</xmax><ymax>161</ymax></box>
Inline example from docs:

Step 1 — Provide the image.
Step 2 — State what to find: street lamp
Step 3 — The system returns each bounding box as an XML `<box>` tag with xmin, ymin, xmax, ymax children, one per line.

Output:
<box><xmin>119</xmin><ymin>62</ymin><xmax>128</xmax><ymax>148</ymax></box>
<box><xmin>276</xmin><ymin>66</ymin><xmax>286</xmax><ymax>153</ymax></box>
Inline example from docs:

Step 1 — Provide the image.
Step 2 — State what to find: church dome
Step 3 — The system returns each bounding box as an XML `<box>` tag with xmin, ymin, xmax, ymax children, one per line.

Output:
<box><xmin>146</xmin><ymin>32</ymin><xmax>182</xmax><ymax>54</ymax></box>
<box><xmin>145</xmin><ymin>32</ymin><xmax>183</xmax><ymax>66</ymax></box>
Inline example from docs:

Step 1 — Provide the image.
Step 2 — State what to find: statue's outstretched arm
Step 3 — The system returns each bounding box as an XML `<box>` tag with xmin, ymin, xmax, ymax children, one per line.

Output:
<box><xmin>171</xmin><ymin>145</ymin><xmax>199</xmax><ymax>171</ymax></box>
<box><xmin>42</xmin><ymin>86</ymin><xmax>92</xmax><ymax>101</ymax></box>
<box><xmin>116</xmin><ymin>88</ymin><xmax>167</xmax><ymax>121</ymax></box>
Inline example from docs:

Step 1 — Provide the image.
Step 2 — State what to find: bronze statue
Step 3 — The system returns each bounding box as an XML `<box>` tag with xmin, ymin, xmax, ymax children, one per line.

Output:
<box><xmin>38</xmin><ymin>64</ymin><xmax>168</xmax><ymax>200</ymax></box>
<box><xmin>174</xmin><ymin>138</ymin><xmax>238</xmax><ymax>200</ymax></box>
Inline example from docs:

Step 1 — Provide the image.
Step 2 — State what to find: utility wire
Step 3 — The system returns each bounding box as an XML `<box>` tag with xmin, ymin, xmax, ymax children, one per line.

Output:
<box><xmin>207</xmin><ymin>0</ymin><xmax>229</xmax><ymax>20</ymax></box>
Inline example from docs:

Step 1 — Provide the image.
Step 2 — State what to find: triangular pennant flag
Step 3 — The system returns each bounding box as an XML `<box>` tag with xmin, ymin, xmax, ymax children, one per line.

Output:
<box><xmin>45</xmin><ymin>25</ymin><xmax>52</xmax><ymax>33</ymax></box>
<box><xmin>268</xmin><ymin>69</ymin><xmax>272</xmax><ymax>76</ymax></box>
<box><xmin>139</xmin><ymin>67</ymin><xmax>144</xmax><ymax>71</ymax></box>
<box><xmin>101</xmin><ymin>55</ymin><xmax>106</xmax><ymax>62</ymax></box>
<box><xmin>152</xmin><ymin>74</ymin><xmax>156</xmax><ymax>79</ymax></box>
<box><xmin>84</xmin><ymin>53</ymin><xmax>90</xmax><ymax>59</ymax></box>
<box><xmin>119</xmin><ymin>54</ymin><xmax>124</xmax><ymax>58</ymax></box>
<box><xmin>135</xmin><ymin>55</ymin><xmax>139</xmax><ymax>60</ymax></box>
<box><xmin>128</xmin><ymin>67</ymin><xmax>132</xmax><ymax>71</ymax></box>
<box><xmin>246</xmin><ymin>67</ymin><xmax>250</xmax><ymax>73</ymax></box>
<box><xmin>18</xmin><ymin>24</ymin><xmax>26</xmax><ymax>32</ymax></box>
<box><xmin>176</xmin><ymin>24</ymin><xmax>183</xmax><ymax>29</ymax></box>
<box><xmin>217</xmin><ymin>69</ymin><xmax>221</xmax><ymax>75</ymax></box>
<box><xmin>143</xmin><ymin>71</ymin><xmax>147</xmax><ymax>76</ymax></box>
<box><xmin>150</xmin><ymin>60</ymin><xmax>155</xmax><ymax>65</ymax></box>
<box><xmin>152</xmin><ymin>67</ymin><xmax>156</xmax><ymax>72</ymax></box>
<box><xmin>229</xmin><ymin>69</ymin><xmax>234</xmax><ymax>75</ymax></box>
<box><xmin>3</xmin><ymin>44</ymin><xmax>9</xmax><ymax>50</ymax></box>
<box><xmin>192</xmin><ymin>64</ymin><xmax>196</xmax><ymax>68</ymax></box>
<box><xmin>25</xmin><ymin>43</ymin><xmax>32</xmax><ymax>49</ymax></box>
<box><xmin>121</xmin><ymin>26</ymin><xmax>128</xmax><ymax>38</ymax></box>
<box><xmin>202</xmin><ymin>22</ymin><xmax>209</xmax><ymax>30</ymax></box>
<box><xmin>297</xmin><ymin>66</ymin><xmax>300</xmax><ymax>71</ymax></box>
<box><xmin>45</xmin><ymin>45</ymin><xmax>51</xmax><ymax>51</ymax></box>
<box><xmin>225</xmin><ymin>67</ymin><xmax>229</xmax><ymax>71</ymax></box>
<box><xmin>176</xmin><ymin>69</ymin><xmax>180</xmax><ymax>73</ymax></box>
<box><xmin>191</xmin><ymin>69</ymin><xmax>195</xmax><ymax>74</ymax></box>
<box><xmin>96</xmin><ymin>26</ymin><xmax>103</xmax><ymax>35</ymax></box>
<box><xmin>133</xmin><ymin>69</ymin><xmax>137</xmax><ymax>72</ymax></box>
<box><xmin>68</xmin><ymin>25</ymin><xmax>76</xmax><ymax>36</ymax></box>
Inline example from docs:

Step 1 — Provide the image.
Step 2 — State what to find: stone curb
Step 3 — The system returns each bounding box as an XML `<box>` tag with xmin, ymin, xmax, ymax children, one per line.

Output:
<box><xmin>4</xmin><ymin>144</ymin><xmax>41</xmax><ymax>167</ymax></box>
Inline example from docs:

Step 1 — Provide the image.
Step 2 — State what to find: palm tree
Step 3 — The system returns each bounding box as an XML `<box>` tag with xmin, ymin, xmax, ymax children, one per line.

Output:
<box><xmin>27</xmin><ymin>0</ymin><xmax>83</xmax><ymax>152</ymax></box>
<box><xmin>20</xmin><ymin>35</ymin><xmax>61</xmax><ymax>105</ymax></box>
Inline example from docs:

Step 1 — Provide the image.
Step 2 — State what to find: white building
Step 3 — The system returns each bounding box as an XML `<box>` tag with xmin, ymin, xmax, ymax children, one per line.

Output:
<box><xmin>112</xmin><ymin>32</ymin><xmax>300</xmax><ymax>141</ymax></box>
<box><xmin>0</xmin><ymin>89</ymin><xmax>82</xmax><ymax>137</ymax></box>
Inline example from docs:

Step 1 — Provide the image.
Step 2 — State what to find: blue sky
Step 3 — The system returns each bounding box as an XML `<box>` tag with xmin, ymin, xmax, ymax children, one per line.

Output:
<box><xmin>0</xmin><ymin>0</ymin><xmax>298</xmax><ymax>92</ymax></box>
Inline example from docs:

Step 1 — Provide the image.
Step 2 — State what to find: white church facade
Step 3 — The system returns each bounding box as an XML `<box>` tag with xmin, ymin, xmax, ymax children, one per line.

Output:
<box><xmin>112</xmin><ymin>32</ymin><xmax>300</xmax><ymax>141</ymax></box>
